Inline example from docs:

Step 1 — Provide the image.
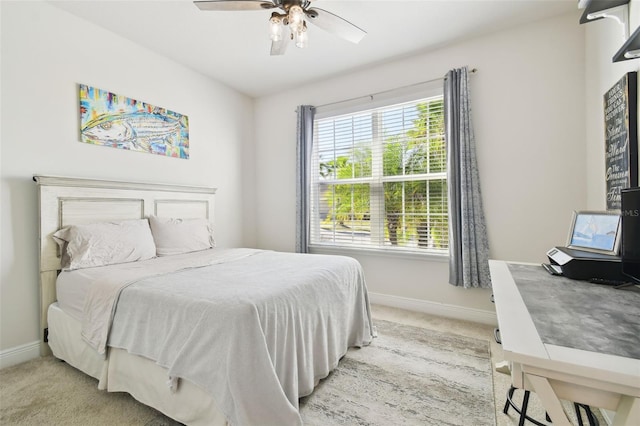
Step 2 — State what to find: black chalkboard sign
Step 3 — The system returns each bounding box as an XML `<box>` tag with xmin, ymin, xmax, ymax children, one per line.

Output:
<box><xmin>604</xmin><ymin>71</ymin><xmax>638</xmax><ymax>210</ymax></box>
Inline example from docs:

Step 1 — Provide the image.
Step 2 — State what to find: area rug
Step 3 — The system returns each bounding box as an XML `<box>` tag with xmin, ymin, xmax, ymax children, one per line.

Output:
<box><xmin>300</xmin><ymin>319</ymin><xmax>495</xmax><ymax>426</ymax></box>
<box><xmin>0</xmin><ymin>319</ymin><xmax>494</xmax><ymax>425</ymax></box>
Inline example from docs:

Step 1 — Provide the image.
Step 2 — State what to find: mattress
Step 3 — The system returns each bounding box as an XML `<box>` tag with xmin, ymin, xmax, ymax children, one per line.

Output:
<box><xmin>48</xmin><ymin>303</ymin><xmax>227</xmax><ymax>426</ymax></box>
<box><xmin>56</xmin><ymin>268</ymin><xmax>96</xmax><ymax>322</ymax></box>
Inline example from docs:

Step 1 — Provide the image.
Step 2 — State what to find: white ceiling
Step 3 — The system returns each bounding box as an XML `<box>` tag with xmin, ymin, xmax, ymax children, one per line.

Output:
<box><xmin>48</xmin><ymin>0</ymin><xmax>578</xmax><ymax>98</ymax></box>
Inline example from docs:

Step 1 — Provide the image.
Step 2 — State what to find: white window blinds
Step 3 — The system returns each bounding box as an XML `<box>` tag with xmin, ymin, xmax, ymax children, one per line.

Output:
<box><xmin>310</xmin><ymin>95</ymin><xmax>448</xmax><ymax>254</ymax></box>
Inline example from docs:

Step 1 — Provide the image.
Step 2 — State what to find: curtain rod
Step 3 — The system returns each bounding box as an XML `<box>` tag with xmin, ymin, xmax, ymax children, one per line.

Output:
<box><xmin>313</xmin><ymin>68</ymin><xmax>477</xmax><ymax>110</ymax></box>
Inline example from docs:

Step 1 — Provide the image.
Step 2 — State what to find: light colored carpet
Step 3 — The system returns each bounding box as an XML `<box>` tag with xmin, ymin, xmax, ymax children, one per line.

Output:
<box><xmin>0</xmin><ymin>354</ymin><xmax>175</xmax><ymax>426</ymax></box>
<box><xmin>373</xmin><ymin>305</ymin><xmax>606</xmax><ymax>426</ymax></box>
<box><xmin>300</xmin><ymin>319</ymin><xmax>494</xmax><ymax>425</ymax></box>
<box><xmin>0</xmin><ymin>304</ymin><xmax>605</xmax><ymax>425</ymax></box>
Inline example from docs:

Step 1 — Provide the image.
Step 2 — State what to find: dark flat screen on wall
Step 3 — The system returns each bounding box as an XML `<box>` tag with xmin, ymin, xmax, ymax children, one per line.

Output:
<box><xmin>621</xmin><ymin>187</ymin><xmax>640</xmax><ymax>284</ymax></box>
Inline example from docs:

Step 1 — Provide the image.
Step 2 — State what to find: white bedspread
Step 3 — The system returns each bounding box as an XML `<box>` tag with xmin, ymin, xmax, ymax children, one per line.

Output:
<box><xmin>70</xmin><ymin>248</ymin><xmax>259</xmax><ymax>353</ymax></box>
<box><xmin>75</xmin><ymin>248</ymin><xmax>374</xmax><ymax>426</ymax></box>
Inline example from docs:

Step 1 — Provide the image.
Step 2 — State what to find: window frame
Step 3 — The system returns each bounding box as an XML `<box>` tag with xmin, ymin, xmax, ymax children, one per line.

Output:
<box><xmin>309</xmin><ymin>83</ymin><xmax>449</xmax><ymax>258</ymax></box>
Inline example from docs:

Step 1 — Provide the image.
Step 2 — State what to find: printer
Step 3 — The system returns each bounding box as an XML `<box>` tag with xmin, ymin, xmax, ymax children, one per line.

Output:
<box><xmin>546</xmin><ymin>246</ymin><xmax>627</xmax><ymax>282</ymax></box>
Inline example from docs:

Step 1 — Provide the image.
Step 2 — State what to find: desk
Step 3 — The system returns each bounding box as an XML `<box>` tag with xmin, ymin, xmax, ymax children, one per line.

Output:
<box><xmin>490</xmin><ymin>260</ymin><xmax>640</xmax><ymax>426</ymax></box>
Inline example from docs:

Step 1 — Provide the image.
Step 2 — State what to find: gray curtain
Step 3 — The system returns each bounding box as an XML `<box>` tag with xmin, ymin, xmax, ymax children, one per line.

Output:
<box><xmin>444</xmin><ymin>67</ymin><xmax>491</xmax><ymax>288</ymax></box>
<box><xmin>295</xmin><ymin>105</ymin><xmax>315</xmax><ymax>253</ymax></box>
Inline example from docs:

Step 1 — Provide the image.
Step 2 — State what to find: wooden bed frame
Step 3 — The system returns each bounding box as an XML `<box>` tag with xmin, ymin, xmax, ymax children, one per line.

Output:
<box><xmin>34</xmin><ymin>175</ymin><xmax>216</xmax><ymax>356</ymax></box>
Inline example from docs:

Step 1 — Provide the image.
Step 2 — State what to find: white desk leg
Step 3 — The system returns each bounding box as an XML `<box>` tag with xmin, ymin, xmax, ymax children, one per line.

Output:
<box><xmin>612</xmin><ymin>396</ymin><xmax>640</xmax><ymax>426</ymax></box>
<box><xmin>526</xmin><ymin>374</ymin><xmax>571</xmax><ymax>426</ymax></box>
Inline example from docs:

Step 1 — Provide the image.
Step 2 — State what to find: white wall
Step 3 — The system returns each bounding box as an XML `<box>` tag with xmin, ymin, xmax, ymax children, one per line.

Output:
<box><xmin>252</xmin><ymin>12</ymin><xmax>586</xmax><ymax>316</ymax></box>
<box><xmin>0</xmin><ymin>1</ymin><xmax>253</xmax><ymax>357</ymax></box>
<box><xmin>585</xmin><ymin>1</ymin><xmax>640</xmax><ymax>209</ymax></box>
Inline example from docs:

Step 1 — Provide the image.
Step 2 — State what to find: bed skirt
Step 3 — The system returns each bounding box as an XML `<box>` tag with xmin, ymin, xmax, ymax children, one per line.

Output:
<box><xmin>47</xmin><ymin>303</ymin><xmax>228</xmax><ymax>426</ymax></box>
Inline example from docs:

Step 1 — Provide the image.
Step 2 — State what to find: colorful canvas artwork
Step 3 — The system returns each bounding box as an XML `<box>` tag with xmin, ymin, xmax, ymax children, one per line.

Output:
<box><xmin>79</xmin><ymin>84</ymin><xmax>189</xmax><ymax>159</ymax></box>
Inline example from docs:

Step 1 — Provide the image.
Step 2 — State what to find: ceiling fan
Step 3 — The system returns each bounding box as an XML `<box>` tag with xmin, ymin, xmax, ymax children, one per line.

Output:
<box><xmin>194</xmin><ymin>0</ymin><xmax>366</xmax><ymax>55</ymax></box>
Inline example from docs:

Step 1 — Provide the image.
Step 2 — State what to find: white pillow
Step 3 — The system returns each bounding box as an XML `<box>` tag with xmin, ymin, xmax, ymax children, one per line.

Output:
<box><xmin>148</xmin><ymin>215</ymin><xmax>215</xmax><ymax>256</ymax></box>
<box><xmin>53</xmin><ymin>219</ymin><xmax>157</xmax><ymax>271</ymax></box>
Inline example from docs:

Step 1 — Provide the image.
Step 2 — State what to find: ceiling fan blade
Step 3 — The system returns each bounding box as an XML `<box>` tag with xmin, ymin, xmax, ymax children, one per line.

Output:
<box><xmin>270</xmin><ymin>34</ymin><xmax>289</xmax><ymax>56</ymax></box>
<box><xmin>305</xmin><ymin>7</ymin><xmax>366</xmax><ymax>44</ymax></box>
<box><xmin>194</xmin><ymin>0</ymin><xmax>276</xmax><ymax>11</ymax></box>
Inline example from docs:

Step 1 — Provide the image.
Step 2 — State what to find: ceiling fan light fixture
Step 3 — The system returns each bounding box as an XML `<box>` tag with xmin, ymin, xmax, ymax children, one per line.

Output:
<box><xmin>288</xmin><ymin>5</ymin><xmax>305</xmax><ymax>34</ymax></box>
<box><xmin>294</xmin><ymin>22</ymin><xmax>308</xmax><ymax>48</ymax></box>
<box><xmin>269</xmin><ymin>13</ymin><xmax>284</xmax><ymax>41</ymax></box>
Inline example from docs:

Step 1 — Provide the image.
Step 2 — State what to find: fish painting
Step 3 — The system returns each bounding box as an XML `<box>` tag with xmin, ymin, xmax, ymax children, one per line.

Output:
<box><xmin>79</xmin><ymin>84</ymin><xmax>189</xmax><ymax>159</ymax></box>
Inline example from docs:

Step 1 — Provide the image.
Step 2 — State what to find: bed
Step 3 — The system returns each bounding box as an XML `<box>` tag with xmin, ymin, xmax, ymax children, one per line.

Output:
<box><xmin>34</xmin><ymin>175</ymin><xmax>375</xmax><ymax>426</ymax></box>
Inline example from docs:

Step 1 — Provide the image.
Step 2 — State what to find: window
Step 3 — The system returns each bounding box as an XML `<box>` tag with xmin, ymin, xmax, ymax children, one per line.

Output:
<box><xmin>310</xmin><ymin>93</ymin><xmax>448</xmax><ymax>255</ymax></box>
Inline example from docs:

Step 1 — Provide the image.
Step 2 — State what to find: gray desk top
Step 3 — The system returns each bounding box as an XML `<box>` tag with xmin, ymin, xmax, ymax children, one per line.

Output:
<box><xmin>507</xmin><ymin>263</ymin><xmax>640</xmax><ymax>360</ymax></box>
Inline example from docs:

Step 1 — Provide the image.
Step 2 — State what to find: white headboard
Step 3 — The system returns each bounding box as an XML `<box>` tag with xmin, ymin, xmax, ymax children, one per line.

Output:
<box><xmin>34</xmin><ymin>175</ymin><xmax>216</xmax><ymax>355</ymax></box>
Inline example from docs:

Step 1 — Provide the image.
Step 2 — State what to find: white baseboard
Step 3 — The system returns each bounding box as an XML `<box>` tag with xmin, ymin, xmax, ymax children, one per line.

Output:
<box><xmin>0</xmin><ymin>340</ymin><xmax>40</xmax><ymax>370</ymax></box>
<box><xmin>369</xmin><ymin>292</ymin><xmax>497</xmax><ymax>326</ymax></box>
